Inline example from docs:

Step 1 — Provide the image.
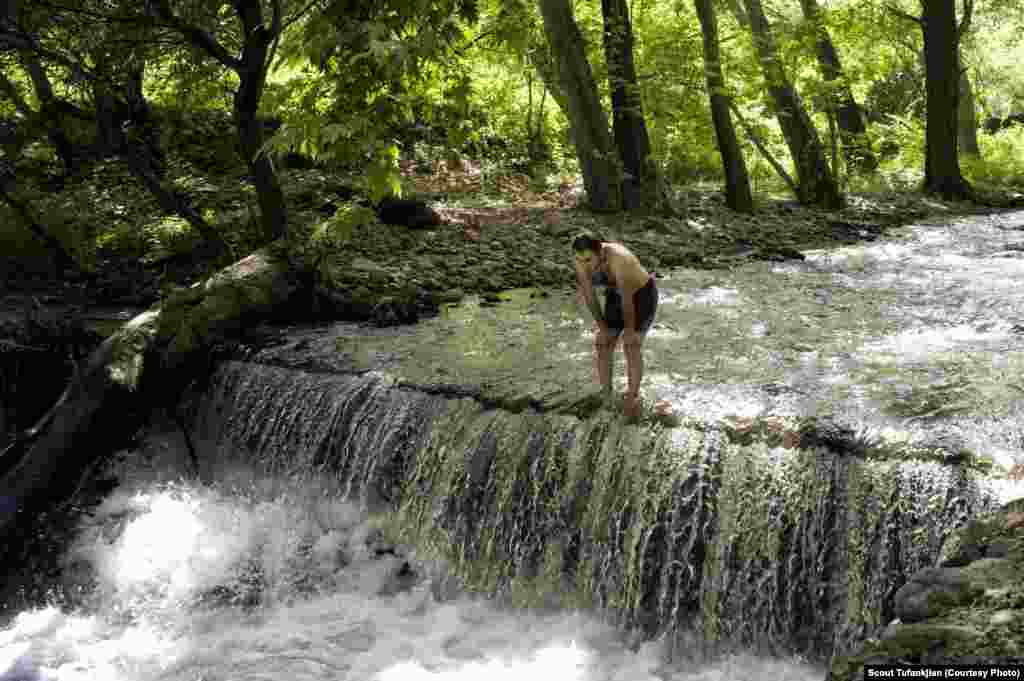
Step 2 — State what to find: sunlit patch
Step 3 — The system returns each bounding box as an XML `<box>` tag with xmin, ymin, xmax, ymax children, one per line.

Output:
<box><xmin>860</xmin><ymin>323</ymin><xmax>1013</xmax><ymax>360</ymax></box>
<box><xmin>688</xmin><ymin>287</ymin><xmax>741</xmax><ymax>307</ymax></box>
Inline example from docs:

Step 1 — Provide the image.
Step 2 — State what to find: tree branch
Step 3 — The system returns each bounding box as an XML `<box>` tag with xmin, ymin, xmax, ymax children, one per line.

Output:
<box><xmin>0</xmin><ymin>29</ymin><xmax>97</xmax><ymax>84</ymax></box>
<box><xmin>885</xmin><ymin>4</ymin><xmax>921</xmax><ymax>24</ymax></box>
<box><xmin>150</xmin><ymin>0</ymin><xmax>240</xmax><ymax>70</ymax></box>
<box><xmin>957</xmin><ymin>0</ymin><xmax>973</xmax><ymax>40</ymax></box>
<box><xmin>282</xmin><ymin>0</ymin><xmax>326</xmax><ymax>32</ymax></box>
<box><xmin>265</xmin><ymin>0</ymin><xmax>282</xmax><ymax>76</ymax></box>
<box><xmin>727</xmin><ymin>98</ymin><xmax>799</xmax><ymax>197</ymax></box>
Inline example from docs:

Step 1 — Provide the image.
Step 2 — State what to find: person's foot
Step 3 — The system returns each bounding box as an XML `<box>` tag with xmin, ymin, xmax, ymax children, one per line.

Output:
<box><xmin>623</xmin><ymin>393</ymin><xmax>641</xmax><ymax>421</ymax></box>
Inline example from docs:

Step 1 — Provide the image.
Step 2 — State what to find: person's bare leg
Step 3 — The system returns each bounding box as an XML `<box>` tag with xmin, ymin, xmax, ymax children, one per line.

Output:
<box><xmin>623</xmin><ymin>332</ymin><xmax>645</xmax><ymax>419</ymax></box>
<box><xmin>594</xmin><ymin>332</ymin><xmax>619</xmax><ymax>396</ymax></box>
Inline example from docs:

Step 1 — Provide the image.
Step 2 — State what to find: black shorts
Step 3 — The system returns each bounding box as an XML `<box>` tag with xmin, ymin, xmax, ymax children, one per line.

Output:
<box><xmin>604</xmin><ymin>276</ymin><xmax>658</xmax><ymax>333</ymax></box>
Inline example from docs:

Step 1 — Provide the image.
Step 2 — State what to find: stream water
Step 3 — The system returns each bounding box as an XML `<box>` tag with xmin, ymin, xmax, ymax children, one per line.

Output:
<box><xmin>4</xmin><ymin>210</ymin><xmax>1024</xmax><ymax>680</ymax></box>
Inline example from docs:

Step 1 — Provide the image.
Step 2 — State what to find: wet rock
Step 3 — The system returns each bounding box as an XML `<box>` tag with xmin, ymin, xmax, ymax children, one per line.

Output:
<box><xmin>370</xmin><ymin>296</ymin><xmax>419</xmax><ymax>327</ymax></box>
<box><xmin>349</xmin><ymin>257</ymin><xmax>393</xmax><ymax>284</ymax></box>
<box><xmin>883</xmin><ymin>622</ymin><xmax>984</xmax><ymax>654</ymax></box>
<box><xmin>917</xmin><ymin>431</ymin><xmax>973</xmax><ymax>464</ymax></box>
<box><xmin>642</xmin><ymin>217</ymin><xmax>675</xmax><ymax>234</ymax></box>
<box><xmin>992</xmin><ymin>610</ymin><xmax>1018</xmax><ymax>626</ymax></box>
<box><xmin>893</xmin><ymin>567</ymin><xmax>981</xmax><ymax>622</ymax></box>
<box><xmin>436</xmin><ymin>288</ymin><xmax>465</xmax><ymax>304</ymax></box>
<box><xmin>756</xmin><ymin>245</ymin><xmax>806</xmax><ymax>262</ymax></box>
<box><xmin>376</xmin><ymin>197</ymin><xmax>442</xmax><ymax>229</ymax></box>
<box><xmin>797</xmin><ymin>417</ymin><xmax>875</xmax><ymax>457</ymax></box>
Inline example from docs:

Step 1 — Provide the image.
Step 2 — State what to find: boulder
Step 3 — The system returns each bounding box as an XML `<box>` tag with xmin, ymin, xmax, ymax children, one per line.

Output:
<box><xmin>893</xmin><ymin>567</ymin><xmax>981</xmax><ymax>622</ymax></box>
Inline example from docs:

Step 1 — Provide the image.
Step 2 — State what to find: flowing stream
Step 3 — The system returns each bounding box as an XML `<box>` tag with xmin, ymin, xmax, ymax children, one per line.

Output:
<box><xmin>4</xmin><ymin>210</ymin><xmax>1024</xmax><ymax>680</ymax></box>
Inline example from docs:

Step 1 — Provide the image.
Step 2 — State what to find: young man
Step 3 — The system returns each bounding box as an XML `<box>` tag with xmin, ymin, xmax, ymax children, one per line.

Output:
<box><xmin>572</xmin><ymin>232</ymin><xmax>659</xmax><ymax>419</ymax></box>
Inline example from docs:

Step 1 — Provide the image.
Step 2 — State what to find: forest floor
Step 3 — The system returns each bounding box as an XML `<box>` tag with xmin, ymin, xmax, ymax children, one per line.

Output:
<box><xmin>3</xmin><ymin>150</ymin><xmax>1024</xmax><ymax>327</ymax></box>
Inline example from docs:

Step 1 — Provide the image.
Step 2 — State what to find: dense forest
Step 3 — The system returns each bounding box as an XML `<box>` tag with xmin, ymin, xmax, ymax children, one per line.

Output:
<box><xmin>1</xmin><ymin>0</ymin><xmax>1023</xmax><ymax>287</ymax></box>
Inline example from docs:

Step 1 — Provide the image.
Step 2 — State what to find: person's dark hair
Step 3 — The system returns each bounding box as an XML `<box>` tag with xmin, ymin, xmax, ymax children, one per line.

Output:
<box><xmin>571</xmin><ymin>232</ymin><xmax>603</xmax><ymax>253</ymax></box>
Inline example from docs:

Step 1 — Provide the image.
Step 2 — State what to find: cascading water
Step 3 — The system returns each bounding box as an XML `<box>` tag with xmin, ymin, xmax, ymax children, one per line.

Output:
<box><xmin>188</xmin><ymin>361</ymin><xmax>998</xmax><ymax>657</ymax></box>
<box><xmin>5</xmin><ymin>211</ymin><xmax>1024</xmax><ymax>679</ymax></box>
<box><xmin>0</xmin><ymin>409</ymin><xmax>827</xmax><ymax>681</ymax></box>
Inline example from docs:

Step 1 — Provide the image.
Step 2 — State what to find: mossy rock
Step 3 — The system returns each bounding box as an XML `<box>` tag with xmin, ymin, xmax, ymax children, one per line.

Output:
<box><xmin>882</xmin><ymin>623</ymin><xmax>983</xmax><ymax>656</ymax></box>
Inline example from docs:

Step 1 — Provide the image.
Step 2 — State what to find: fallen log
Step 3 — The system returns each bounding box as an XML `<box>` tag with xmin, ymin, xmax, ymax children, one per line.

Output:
<box><xmin>0</xmin><ymin>247</ymin><xmax>298</xmax><ymax>545</ymax></box>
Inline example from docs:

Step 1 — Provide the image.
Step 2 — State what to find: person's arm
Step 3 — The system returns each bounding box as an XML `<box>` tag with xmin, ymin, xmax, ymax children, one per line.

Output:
<box><xmin>576</xmin><ymin>264</ymin><xmax>605</xmax><ymax>324</ymax></box>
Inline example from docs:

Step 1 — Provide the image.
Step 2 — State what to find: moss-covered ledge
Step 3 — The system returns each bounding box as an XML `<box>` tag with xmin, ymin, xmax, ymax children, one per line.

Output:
<box><xmin>827</xmin><ymin>501</ymin><xmax>1024</xmax><ymax>679</ymax></box>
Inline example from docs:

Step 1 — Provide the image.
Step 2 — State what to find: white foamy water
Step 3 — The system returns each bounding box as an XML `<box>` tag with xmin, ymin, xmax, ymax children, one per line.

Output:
<box><xmin>0</xmin><ymin>447</ymin><xmax>824</xmax><ymax>681</ymax></box>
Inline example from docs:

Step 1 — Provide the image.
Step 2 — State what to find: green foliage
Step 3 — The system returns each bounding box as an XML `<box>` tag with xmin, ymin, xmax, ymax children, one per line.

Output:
<box><xmin>869</xmin><ymin>114</ymin><xmax>927</xmax><ymax>189</ymax></box>
<box><xmin>141</xmin><ymin>217</ymin><xmax>201</xmax><ymax>265</ymax></box>
<box><xmin>159</xmin><ymin>109</ymin><xmax>240</xmax><ymax>173</ymax></box>
<box><xmin>963</xmin><ymin>127</ymin><xmax>1024</xmax><ymax>187</ymax></box>
<box><xmin>366</xmin><ymin>142</ymin><xmax>403</xmax><ymax>203</ymax></box>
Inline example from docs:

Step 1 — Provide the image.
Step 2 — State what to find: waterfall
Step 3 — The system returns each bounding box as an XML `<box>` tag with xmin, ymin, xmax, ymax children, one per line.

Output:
<box><xmin>188</xmin><ymin>360</ymin><xmax>999</xmax><ymax>663</ymax></box>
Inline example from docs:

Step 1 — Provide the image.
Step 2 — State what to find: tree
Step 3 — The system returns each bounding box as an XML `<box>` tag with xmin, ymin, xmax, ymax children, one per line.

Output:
<box><xmin>600</xmin><ymin>0</ymin><xmax>670</xmax><ymax>212</ymax></box>
<box><xmin>958</xmin><ymin>68</ymin><xmax>979</xmax><ymax>156</ymax></box>
<box><xmin>152</xmin><ymin>0</ymin><xmax>288</xmax><ymax>242</ymax></box>
<box><xmin>956</xmin><ymin>5</ymin><xmax>979</xmax><ymax>157</ymax></box>
<box><xmin>891</xmin><ymin>0</ymin><xmax>973</xmax><ymax>198</ymax></box>
<box><xmin>0</xmin><ymin>2</ymin><xmax>224</xmax><ymax>249</ymax></box>
<box><xmin>536</xmin><ymin>0</ymin><xmax>622</xmax><ymax>211</ymax></box>
<box><xmin>798</xmin><ymin>0</ymin><xmax>877</xmax><ymax>171</ymax></box>
<box><xmin>693</xmin><ymin>0</ymin><xmax>753</xmax><ymax>212</ymax></box>
<box><xmin>742</xmin><ymin>0</ymin><xmax>843</xmax><ymax>208</ymax></box>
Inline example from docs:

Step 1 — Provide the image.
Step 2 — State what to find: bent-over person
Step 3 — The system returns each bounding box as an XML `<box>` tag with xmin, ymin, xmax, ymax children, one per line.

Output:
<box><xmin>572</xmin><ymin>233</ymin><xmax>658</xmax><ymax>420</ymax></box>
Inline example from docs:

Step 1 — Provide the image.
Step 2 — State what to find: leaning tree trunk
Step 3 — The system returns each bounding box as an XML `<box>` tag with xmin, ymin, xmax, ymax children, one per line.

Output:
<box><xmin>921</xmin><ymin>0</ymin><xmax>971</xmax><ymax>198</ymax></box>
<box><xmin>742</xmin><ymin>0</ymin><xmax>843</xmax><ymax>209</ymax></box>
<box><xmin>798</xmin><ymin>0</ymin><xmax>877</xmax><ymax>171</ymax></box>
<box><xmin>694</xmin><ymin>0</ymin><xmax>753</xmax><ymax>212</ymax></box>
<box><xmin>0</xmin><ymin>248</ymin><xmax>299</xmax><ymax>546</ymax></box>
<box><xmin>957</xmin><ymin>64</ymin><xmax>979</xmax><ymax>157</ymax></box>
<box><xmin>537</xmin><ymin>0</ymin><xmax>623</xmax><ymax>212</ymax></box>
<box><xmin>600</xmin><ymin>0</ymin><xmax>670</xmax><ymax>213</ymax></box>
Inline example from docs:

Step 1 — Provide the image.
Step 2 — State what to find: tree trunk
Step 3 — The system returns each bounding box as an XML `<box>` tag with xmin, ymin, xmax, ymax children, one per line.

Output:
<box><xmin>234</xmin><ymin>0</ymin><xmax>288</xmax><ymax>241</ymax></box>
<box><xmin>600</xmin><ymin>0</ymin><xmax>668</xmax><ymax>213</ymax></box>
<box><xmin>921</xmin><ymin>0</ymin><xmax>971</xmax><ymax>198</ymax></box>
<box><xmin>0</xmin><ymin>248</ymin><xmax>299</xmax><ymax>547</ymax></box>
<box><xmin>693</xmin><ymin>0</ymin><xmax>753</xmax><ymax>212</ymax></box>
<box><xmin>798</xmin><ymin>0</ymin><xmax>877</xmax><ymax>171</ymax></box>
<box><xmin>957</xmin><ymin>65</ymin><xmax>979</xmax><ymax>157</ymax></box>
<box><xmin>742</xmin><ymin>0</ymin><xmax>843</xmax><ymax>209</ymax></box>
<box><xmin>152</xmin><ymin>0</ymin><xmax>287</xmax><ymax>242</ymax></box>
<box><xmin>20</xmin><ymin>52</ymin><xmax>76</xmax><ymax>173</ymax></box>
<box><xmin>119</xmin><ymin>142</ymin><xmax>223</xmax><ymax>247</ymax></box>
<box><xmin>537</xmin><ymin>0</ymin><xmax>622</xmax><ymax>212</ymax></box>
